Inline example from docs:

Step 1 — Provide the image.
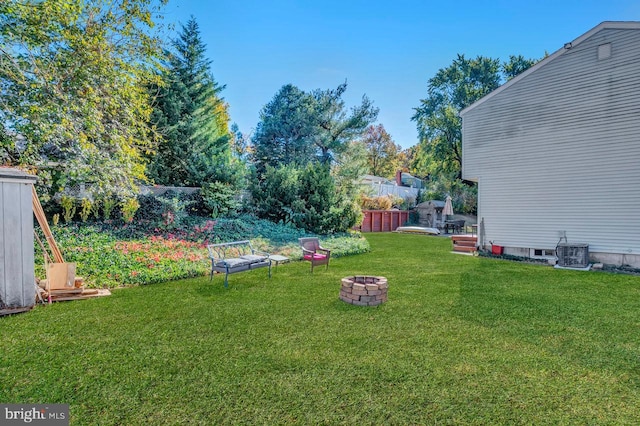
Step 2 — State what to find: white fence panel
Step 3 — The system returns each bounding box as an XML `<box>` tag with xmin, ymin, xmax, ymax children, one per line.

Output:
<box><xmin>363</xmin><ymin>183</ymin><xmax>419</xmax><ymax>201</ymax></box>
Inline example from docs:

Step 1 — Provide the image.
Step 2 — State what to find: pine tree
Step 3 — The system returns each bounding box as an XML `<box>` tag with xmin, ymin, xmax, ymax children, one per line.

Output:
<box><xmin>148</xmin><ymin>17</ymin><xmax>238</xmax><ymax>187</ymax></box>
<box><xmin>251</xmin><ymin>82</ymin><xmax>378</xmax><ymax>174</ymax></box>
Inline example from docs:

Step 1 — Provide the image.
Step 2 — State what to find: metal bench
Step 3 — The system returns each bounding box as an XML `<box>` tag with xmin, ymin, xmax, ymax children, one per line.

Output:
<box><xmin>207</xmin><ymin>240</ymin><xmax>271</xmax><ymax>288</ymax></box>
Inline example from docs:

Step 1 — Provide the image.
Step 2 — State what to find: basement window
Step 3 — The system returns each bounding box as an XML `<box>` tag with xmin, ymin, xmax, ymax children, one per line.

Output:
<box><xmin>598</xmin><ymin>43</ymin><xmax>612</xmax><ymax>60</ymax></box>
<box><xmin>530</xmin><ymin>248</ymin><xmax>555</xmax><ymax>258</ymax></box>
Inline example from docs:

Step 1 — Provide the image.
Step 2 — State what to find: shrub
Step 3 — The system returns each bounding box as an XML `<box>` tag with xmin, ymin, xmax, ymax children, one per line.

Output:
<box><xmin>251</xmin><ymin>163</ymin><xmax>360</xmax><ymax>234</ymax></box>
<box><xmin>136</xmin><ymin>193</ymin><xmax>165</xmax><ymax>221</ymax></box>
<box><xmin>79</xmin><ymin>198</ymin><xmax>92</xmax><ymax>222</ymax></box>
<box><xmin>136</xmin><ymin>191</ymin><xmax>200</xmax><ymax>229</ymax></box>
<box><xmin>60</xmin><ymin>196</ymin><xmax>76</xmax><ymax>223</ymax></box>
<box><xmin>181</xmin><ymin>190</ymin><xmax>208</xmax><ymax>216</ymax></box>
<box><xmin>360</xmin><ymin>195</ymin><xmax>395</xmax><ymax>210</ymax></box>
<box><xmin>102</xmin><ymin>197</ymin><xmax>116</xmax><ymax>220</ymax></box>
<box><xmin>35</xmin><ymin>216</ymin><xmax>369</xmax><ymax>288</ymax></box>
<box><xmin>423</xmin><ymin>173</ymin><xmax>477</xmax><ymax>215</ymax></box>
<box><xmin>293</xmin><ymin>162</ymin><xmax>360</xmax><ymax>234</ymax></box>
<box><xmin>201</xmin><ymin>181</ymin><xmax>240</xmax><ymax>218</ymax></box>
<box><xmin>91</xmin><ymin>199</ymin><xmax>101</xmax><ymax>219</ymax></box>
<box><xmin>121</xmin><ymin>198</ymin><xmax>140</xmax><ymax>223</ymax></box>
<box><xmin>395</xmin><ymin>196</ymin><xmax>416</xmax><ymax>210</ymax></box>
<box><xmin>407</xmin><ymin>210</ymin><xmax>420</xmax><ymax>225</ymax></box>
<box><xmin>250</xmin><ymin>164</ymin><xmax>301</xmax><ymax>224</ymax></box>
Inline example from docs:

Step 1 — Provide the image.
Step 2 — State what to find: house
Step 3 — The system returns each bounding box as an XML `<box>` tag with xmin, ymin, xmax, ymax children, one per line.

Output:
<box><xmin>359</xmin><ymin>174</ymin><xmax>394</xmax><ymax>186</ymax></box>
<box><xmin>460</xmin><ymin>21</ymin><xmax>640</xmax><ymax>267</ymax></box>
<box><xmin>358</xmin><ymin>173</ymin><xmax>420</xmax><ymax>203</ymax></box>
<box><xmin>395</xmin><ymin>171</ymin><xmax>423</xmax><ymax>189</ymax></box>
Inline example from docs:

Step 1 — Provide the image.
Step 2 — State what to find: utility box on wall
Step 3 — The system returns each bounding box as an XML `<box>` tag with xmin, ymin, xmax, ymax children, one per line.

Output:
<box><xmin>0</xmin><ymin>168</ymin><xmax>37</xmax><ymax>309</ymax></box>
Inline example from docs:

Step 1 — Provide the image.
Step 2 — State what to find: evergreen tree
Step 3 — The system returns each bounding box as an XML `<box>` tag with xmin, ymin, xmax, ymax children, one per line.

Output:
<box><xmin>250</xmin><ymin>82</ymin><xmax>376</xmax><ymax>232</ymax></box>
<box><xmin>309</xmin><ymin>83</ymin><xmax>378</xmax><ymax>164</ymax></box>
<box><xmin>295</xmin><ymin>162</ymin><xmax>360</xmax><ymax>234</ymax></box>
<box><xmin>250</xmin><ymin>162</ymin><xmax>360</xmax><ymax>233</ymax></box>
<box><xmin>148</xmin><ymin>17</ymin><xmax>239</xmax><ymax>187</ymax></box>
<box><xmin>251</xmin><ymin>82</ymin><xmax>378</xmax><ymax>174</ymax></box>
<box><xmin>251</xmin><ymin>84</ymin><xmax>317</xmax><ymax>175</ymax></box>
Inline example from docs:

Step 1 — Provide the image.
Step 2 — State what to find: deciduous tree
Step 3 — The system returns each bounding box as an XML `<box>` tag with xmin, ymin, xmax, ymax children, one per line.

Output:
<box><xmin>0</xmin><ymin>0</ymin><xmax>167</xmax><ymax>200</ymax></box>
<box><xmin>362</xmin><ymin>124</ymin><xmax>401</xmax><ymax>178</ymax></box>
<box><xmin>503</xmin><ymin>54</ymin><xmax>539</xmax><ymax>81</ymax></box>
<box><xmin>412</xmin><ymin>54</ymin><xmax>538</xmax><ymax>179</ymax></box>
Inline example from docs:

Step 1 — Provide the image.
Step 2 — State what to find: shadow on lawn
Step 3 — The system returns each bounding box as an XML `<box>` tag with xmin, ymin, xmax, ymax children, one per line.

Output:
<box><xmin>454</xmin><ymin>256</ymin><xmax>640</xmax><ymax>382</ymax></box>
<box><xmin>193</xmin><ymin>275</ymin><xmax>265</xmax><ymax>296</ymax></box>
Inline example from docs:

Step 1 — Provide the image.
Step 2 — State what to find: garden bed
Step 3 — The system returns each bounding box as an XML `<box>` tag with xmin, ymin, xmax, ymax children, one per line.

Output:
<box><xmin>478</xmin><ymin>250</ymin><xmax>553</xmax><ymax>266</ymax></box>
<box><xmin>35</xmin><ymin>215</ymin><xmax>370</xmax><ymax>288</ymax></box>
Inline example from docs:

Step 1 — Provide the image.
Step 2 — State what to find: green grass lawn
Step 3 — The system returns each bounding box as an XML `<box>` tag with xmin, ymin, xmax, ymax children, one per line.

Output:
<box><xmin>3</xmin><ymin>233</ymin><xmax>640</xmax><ymax>424</ymax></box>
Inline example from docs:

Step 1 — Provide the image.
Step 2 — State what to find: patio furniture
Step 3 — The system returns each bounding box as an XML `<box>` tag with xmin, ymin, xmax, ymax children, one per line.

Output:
<box><xmin>444</xmin><ymin>220</ymin><xmax>465</xmax><ymax>234</ymax></box>
<box><xmin>269</xmin><ymin>254</ymin><xmax>290</xmax><ymax>271</ymax></box>
<box><xmin>299</xmin><ymin>237</ymin><xmax>331</xmax><ymax>272</ymax></box>
<box><xmin>207</xmin><ymin>240</ymin><xmax>271</xmax><ymax>288</ymax></box>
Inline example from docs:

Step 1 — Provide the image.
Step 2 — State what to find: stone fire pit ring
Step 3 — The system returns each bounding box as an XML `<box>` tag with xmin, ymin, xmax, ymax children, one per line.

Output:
<box><xmin>339</xmin><ymin>276</ymin><xmax>388</xmax><ymax>306</ymax></box>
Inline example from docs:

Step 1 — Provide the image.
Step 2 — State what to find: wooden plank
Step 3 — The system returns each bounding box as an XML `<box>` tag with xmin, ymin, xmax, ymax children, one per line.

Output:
<box><xmin>50</xmin><ymin>295</ymin><xmax>92</xmax><ymax>302</ymax></box>
<box><xmin>46</xmin><ymin>263</ymin><xmax>76</xmax><ymax>290</ymax></box>
<box><xmin>49</xmin><ymin>288</ymin><xmax>83</xmax><ymax>295</ymax></box>
<box><xmin>50</xmin><ymin>289</ymin><xmax>111</xmax><ymax>302</ymax></box>
<box><xmin>453</xmin><ymin>245</ymin><xmax>478</xmax><ymax>253</ymax></box>
<box><xmin>0</xmin><ymin>306</ymin><xmax>33</xmax><ymax>317</ymax></box>
<box><xmin>32</xmin><ymin>186</ymin><xmax>64</xmax><ymax>263</ymax></box>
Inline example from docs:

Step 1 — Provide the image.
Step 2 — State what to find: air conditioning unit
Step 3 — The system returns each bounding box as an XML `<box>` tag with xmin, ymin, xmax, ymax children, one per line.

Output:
<box><xmin>556</xmin><ymin>243</ymin><xmax>589</xmax><ymax>268</ymax></box>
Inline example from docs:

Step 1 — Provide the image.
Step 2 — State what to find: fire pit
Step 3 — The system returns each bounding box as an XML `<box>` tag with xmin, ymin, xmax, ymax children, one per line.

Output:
<box><xmin>339</xmin><ymin>276</ymin><xmax>388</xmax><ymax>306</ymax></box>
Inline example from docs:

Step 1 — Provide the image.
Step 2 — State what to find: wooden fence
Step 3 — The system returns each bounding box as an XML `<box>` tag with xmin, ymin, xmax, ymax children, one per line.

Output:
<box><xmin>358</xmin><ymin>210</ymin><xmax>409</xmax><ymax>232</ymax></box>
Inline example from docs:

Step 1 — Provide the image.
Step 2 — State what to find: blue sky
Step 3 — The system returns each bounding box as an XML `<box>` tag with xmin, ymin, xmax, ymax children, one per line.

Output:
<box><xmin>162</xmin><ymin>1</ymin><xmax>639</xmax><ymax>148</ymax></box>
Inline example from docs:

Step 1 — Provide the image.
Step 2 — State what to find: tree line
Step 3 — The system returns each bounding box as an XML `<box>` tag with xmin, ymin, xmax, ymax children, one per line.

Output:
<box><xmin>0</xmin><ymin>0</ymin><xmax>538</xmax><ymax>232</ymax></box>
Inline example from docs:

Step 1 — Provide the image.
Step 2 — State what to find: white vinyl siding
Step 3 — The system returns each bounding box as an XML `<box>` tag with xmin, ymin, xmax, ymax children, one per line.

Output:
<box><xmin>462</xmin><ymin>26</ymin><xmax>640</xmax><ymax>255</ymax></box>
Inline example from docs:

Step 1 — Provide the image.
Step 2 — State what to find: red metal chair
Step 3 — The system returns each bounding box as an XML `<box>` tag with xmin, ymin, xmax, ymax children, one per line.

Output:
<box><xmin>299</xmin><ymin>237</ymin><xmax>331</xmax><ymax>272</ymax></box>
